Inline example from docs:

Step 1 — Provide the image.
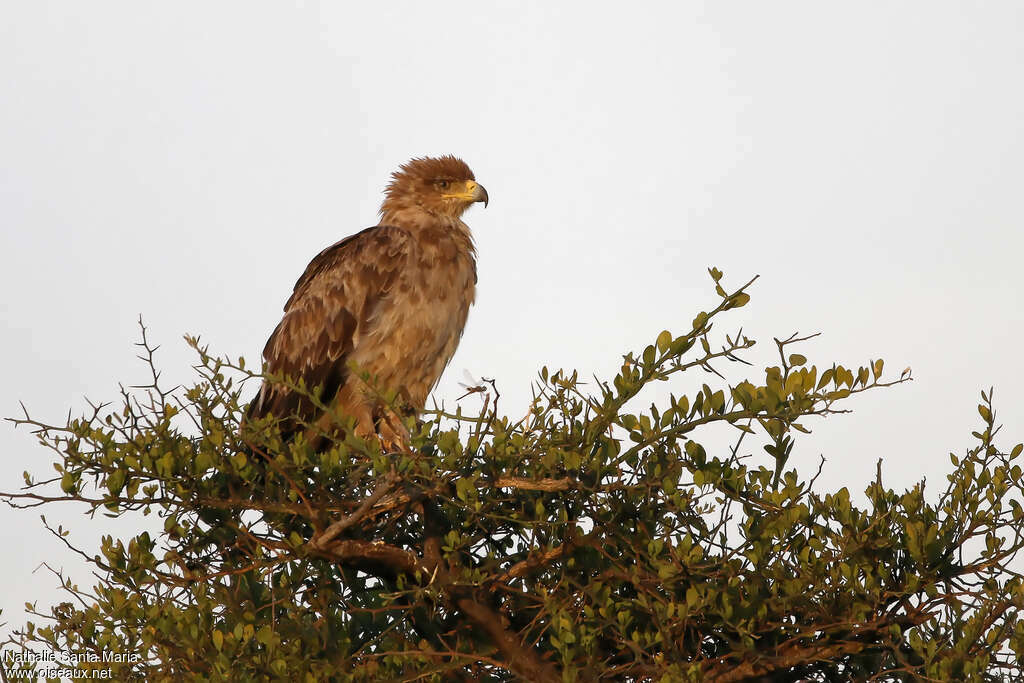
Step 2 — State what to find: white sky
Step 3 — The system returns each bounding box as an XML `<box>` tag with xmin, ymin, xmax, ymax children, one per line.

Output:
<box><xmin>2</xmin><ymin>1</ymin><xmax>1023</xmax><ymax>647</ymax></box>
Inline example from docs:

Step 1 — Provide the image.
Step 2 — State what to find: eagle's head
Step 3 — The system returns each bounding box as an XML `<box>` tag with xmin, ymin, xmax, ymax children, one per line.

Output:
<box><xmin>380</xmin><ymin>155</ymin><xmax>489</xmax><ymax>220</ymax></box>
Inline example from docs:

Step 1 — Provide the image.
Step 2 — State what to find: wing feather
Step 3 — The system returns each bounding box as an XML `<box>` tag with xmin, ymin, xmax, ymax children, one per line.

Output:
<box><xmin>246</xmin><ymin>225</ymin><xmax>412</xmax><ymax>434</ymax></box>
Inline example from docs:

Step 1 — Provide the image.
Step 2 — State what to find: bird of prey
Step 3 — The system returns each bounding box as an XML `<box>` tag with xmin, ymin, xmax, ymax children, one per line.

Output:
<box><xmin>246</xmin><ymin>156</ymin><xmax>488</xmax><ymax>450</ymax></box>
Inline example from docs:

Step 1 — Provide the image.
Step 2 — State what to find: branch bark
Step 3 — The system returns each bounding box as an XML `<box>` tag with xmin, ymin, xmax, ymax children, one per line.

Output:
<box><xmin>310</xmin><ymin>500</ymin><xmax>561</xmax><ymax>683</ymax></box>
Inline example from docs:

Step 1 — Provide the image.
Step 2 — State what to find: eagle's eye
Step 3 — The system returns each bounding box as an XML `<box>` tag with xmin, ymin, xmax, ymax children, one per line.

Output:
<box><xmin>436</xmin><ymin>179</ymin><xmax>450</xmax><ymax>190</ymax></box>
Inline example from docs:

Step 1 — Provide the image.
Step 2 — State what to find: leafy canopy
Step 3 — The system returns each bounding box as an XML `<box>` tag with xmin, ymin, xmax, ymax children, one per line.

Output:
<box><xmin>3</xmin><ymin>270</ymin><xmax>1024</xmax><ymax>682</ymax></box>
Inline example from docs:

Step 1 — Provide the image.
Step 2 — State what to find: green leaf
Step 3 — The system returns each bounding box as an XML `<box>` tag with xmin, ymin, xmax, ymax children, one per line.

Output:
<box><xmin>642</xmin><ymin>345</ymin><xmax>656</xmax><ymax>365</ymax></box>
<box><xmin>656</xmin><ymin>330</ymin><xmax>672</xmax><ymax>353</ymax></box>
<box><xmin>257</xmin><ymin>625</ymin><xmax>274</xmax><ymax>645</ymax></box>
<box><xmin>729</xmin><ymin>292</ymin><xmax>751</xmax><ymax>308</ymax></box>
<box><xmin>107</xmin><ymin>469</ymin><xmax>126</xmax><ymax>496</ymax></box>
<box><xmin>194</xmin><ymin>451</ymin><xmax>213</xmax><ymax>473</ymax></box>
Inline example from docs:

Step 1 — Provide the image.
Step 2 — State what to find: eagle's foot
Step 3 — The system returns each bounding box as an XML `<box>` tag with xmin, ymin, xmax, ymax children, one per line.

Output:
<box><xmin>376</xmin><ymin>417</ymin><xmax>411</xmax><ymax>454</ymax></box>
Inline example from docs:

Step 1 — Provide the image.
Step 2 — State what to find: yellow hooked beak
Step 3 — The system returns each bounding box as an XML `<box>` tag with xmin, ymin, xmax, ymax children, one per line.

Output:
<box><xmin>443</xmin><ymin>180</ymin><xmax>489</xmax><ymax>207</ymax></box>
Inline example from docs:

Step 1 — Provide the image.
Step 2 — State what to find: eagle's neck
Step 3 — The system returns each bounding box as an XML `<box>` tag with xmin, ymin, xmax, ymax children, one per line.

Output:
<box><xmin>379</xmin><ymin>208</ymin><xmax>476</xmax><ymax>252</ymax></box>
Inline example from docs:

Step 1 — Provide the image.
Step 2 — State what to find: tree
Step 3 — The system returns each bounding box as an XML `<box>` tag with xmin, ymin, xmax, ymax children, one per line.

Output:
<box><xmin>3</xmin><ymin>270</ymin><xmax>1023</xmax><ymax>682</ymax></box>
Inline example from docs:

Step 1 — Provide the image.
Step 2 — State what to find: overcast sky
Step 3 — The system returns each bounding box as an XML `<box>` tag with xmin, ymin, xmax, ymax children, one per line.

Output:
<box><xmin>3</xmin><ymin>1</ymin><xmax>1023</xmax><ymax>646</ymax></box>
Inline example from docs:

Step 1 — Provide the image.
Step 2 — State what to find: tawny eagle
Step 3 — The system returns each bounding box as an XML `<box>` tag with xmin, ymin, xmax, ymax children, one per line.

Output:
<box><xmin>247</xmin><ymin>156</ymin><xmax>487</xmax><ymax>449</ymax></box>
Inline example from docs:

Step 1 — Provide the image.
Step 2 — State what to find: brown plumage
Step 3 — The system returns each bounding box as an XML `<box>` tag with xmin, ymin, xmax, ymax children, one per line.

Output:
<box><xmin>247</xmin><ymin>155</ymin><xmax>487</xmax><ymax>449</ymax></box>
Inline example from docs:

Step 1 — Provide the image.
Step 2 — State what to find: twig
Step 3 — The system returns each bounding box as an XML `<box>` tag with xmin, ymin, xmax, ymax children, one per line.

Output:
<box><xmin>309</xmin><ymin>472</ymin><xmax>399</xmax><ymax>550</ymax></box>
<box><xmin>493</xmin><ymin>476</ymin><xmax>570</xmax><ymax>492</ymax></box>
